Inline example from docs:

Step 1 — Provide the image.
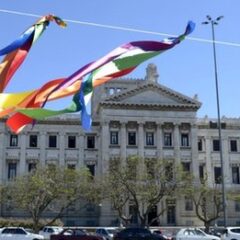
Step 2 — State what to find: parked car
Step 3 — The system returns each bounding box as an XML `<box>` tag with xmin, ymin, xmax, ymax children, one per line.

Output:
<box><xmin>50</xmin><ymin>228</ymin><xmax>104</xmax><ymax>240</ymax></box>
<box><xmin>95</xmin><ymin>227</ymin><xmax>118</xmax><ymax>240</ymax></box>
<box><xmin>209</xmin><ymin>227</ymin><xmax>227</xmax><ymax>238</ymax></box>
<box><xmin>39</xmin><ymin>226</ymin><xmax>63</xmax><ymax>239</ymax></box>
<box><xmin>221</xmin><ymin>227</ymin><xmax>240</xmax><ymax>240</ymax></box>
<box><xmin>0</xmin><ymin>227</ymin><xmax>44</xmax><ymax>240</ymax></box>
<box><xmin>150</xmin><ymin>228</ymin><xmax>173</xmax><ymax>240</ymax></box>
<box><xmin>175</xmin><ymin>228</ymin><xmax>220</xmax><ymax>240</ymax></box>
<box><xmin>113</xmin><ymin>227</ymin><xmax>167</xmax><ymax>240</ymax></box>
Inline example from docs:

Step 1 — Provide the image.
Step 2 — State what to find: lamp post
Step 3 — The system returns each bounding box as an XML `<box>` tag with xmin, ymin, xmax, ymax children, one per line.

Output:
<box><xmin>202</xmin><ymin>15</ymin><xmax>227</xmax><ymax>227</ymax></box>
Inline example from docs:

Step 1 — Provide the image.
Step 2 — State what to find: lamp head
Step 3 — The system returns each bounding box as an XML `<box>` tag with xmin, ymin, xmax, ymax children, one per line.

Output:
<box><xmin>216</xmin><ymin>16</ymin><xmax>224</xmax><ymax>21</ymax></box>
<box><xmin>206</xmin><ymin>15</ymin><xmax>212</xmax><ymax>21</ymax></box>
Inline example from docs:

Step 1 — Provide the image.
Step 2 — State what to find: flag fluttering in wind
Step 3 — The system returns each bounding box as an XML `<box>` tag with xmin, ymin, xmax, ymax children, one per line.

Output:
<box><xmin>0</xmin><ymin>19</ymin><xmax>195</xmax><ymax>133</ymax></box>
<box><xmin>0</xmin><ymin>14</ymin><xmax>66</xmax><ymax>92</ymax></box>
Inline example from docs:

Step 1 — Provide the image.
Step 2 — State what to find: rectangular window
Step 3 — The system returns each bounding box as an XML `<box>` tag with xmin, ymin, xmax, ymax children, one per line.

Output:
<box><xmin>110</xmin><ymin>131</ymin><xmax>118</xmax><ymax>145</ymax></box>
<box><xmin>145</xmin><ymin>160</ymin><xmax>155</xmax><ymax>177</ymax></box>
<box><xmin>68</xmin><ymin>136</ymin><xmax>76</xmax><ymax>148</ymax></box>
<box><xmin>230</xmin><ymin>140</ymin><xmax>238</xmax><ymax>152</ymax></box>
<box><xmin>213</xmin><ymin>139</ymin><xmax>220</xmax><ymax>151</ymax></box>
<box><xmin>67</xmin><ymin>164</ymin><xmax>76</xmax><ymax>170</ymax></box>
<box><xmin>199</xmin><ymin>165</ymin><xmax>204</xmax><ymax>182</ymax></box>
<box><xmin>185</xmin><ymin>197</ymin><xmax>193</xmax><ymax>211</ymax></box>
<box><xmin>146</xmin><ymin>132</ymin><xmax>154</xmax><ymax>146</ymax></box>
<box><xmin>165</xmin><ymin>163</ymin><xmax>173</xmax><ymax>182</ymax></box>
<box><xmin>128</xmin><ymin>132</ymin><xmax>136</xmax><ymax>145</ymax></box>
<box><xmin>49</xmin><ymin>135</ymin><xmax>57</xmax><ymax>148</ymax></box>
<box><xmin>164</xmin><ymin>132</ymin><xmax>172</xmax><ymax>147</ymax></box>
<box><xmin>181</xmin><ymin>133</ymin><xmax>189</xmax><ymax>147</ymax></box>
<box><xmin>28</xmin><ymin>163</ymin><xmax>37</xmax><ymax>172</ymax></box>
<box><xmin>235</xmin><ymin>201</ymin><xmax>240</xmax><ymax>212</ymax></box>
<box><xmin>87</xmin><ymin>136</ymin><xmax>95</xmax><ymax>148</ymax></box>
<box><xmin>109</xmin><ymin>88</ymin><xmax>115</xmax><ymax>95</ymax></box>
<box><xmin>167</xmin><ymin>205</ymin><xmax>176</xmax><ymax>224</ymax></box>
<box><xmin>232</xmin><ymin>166</ymin><xmax>240</xmax><ymax>184</ymax></box>
<box><xmin>29</xmin><ymin>135</ymin><xmax>38</xmax><ymax>147</ymax></box>
<box><xmin>214</xmin><ymin>167</ymin><xmax>222</xmax><ymax>184</ymax></box>
<box><xmin>87</xmin><ymin>164</ymin><xmax>95</xmax><ymax>177</ymax></box>
<box><xmin>182</xmin><ymin>162</ymin><xmax>190</xmax><ymax>172</ymax></box>
<box><xmin>198</xmin><ymin>138</ymin><xmax>203</xmax><ymax>151</ymax></box>
<box><xmin>8</xmin><ymin>163</ymin><xmax>17</xmax><ymax>180</ymax></box>
<box><xmin>129</xmin><ymin>204</ymin><xmax>138</xmax><ymax>224</ymax></box>
<box><xmin>10</xmin><ymin>135</ymin><xmax>18</xmax><ymax>147</ymax></box>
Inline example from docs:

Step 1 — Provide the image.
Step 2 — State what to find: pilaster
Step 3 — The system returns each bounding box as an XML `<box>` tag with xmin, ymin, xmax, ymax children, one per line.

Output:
<box><xmin>191</xmin><ymin>124</ymin><xmax>199</xmax><ymax>179</ymax></box>
<box><xmin>138</xmin><ymin>122</ymin><xmax>144</xmax><ymax>158</ymax></box>
<box><xmin>120</xmin><ymin>122</ymin><xmax>127</xmax><ymax>164</ymax></box>
<box><xmin>101</xmin><ymin>121</ymin><xmax>109</xmax><ymax>173</ymax></box>
<box><xmin>78</xmin><ymin>133</ymin><xmax>84</xmax><ymax>168</ymax></box>
<box><xmin>156</xmin><ymin>122</ymin><xmax>163</xmax><ymax>159</ymax></box>
<box><xmin>173</xmin><ymin>123</ymin><xmax>180</xmax><ymax>164</ymax></box>
<box><xmin>19</xmin><ymin>133</ymin><xmax>26</xmax><ymax>175</ymax></box>
<box><xmin>222</xmin><ymin>137</ymin><xmax>230</xmax><ymax>185</ymax></box>
<box><xmin>205</xmin><ymin>136</ymin><xmax>213</xmax><ymax>185</ymax></box>
<box><xmin>59</xmin><ymin>132</ymin><xmax>65</xmax><ymax>167</ymax></box>
<box><xmin>40</xmin><ymin>131</ymin><xmax>46</xmax><ymax>167</ymax></box>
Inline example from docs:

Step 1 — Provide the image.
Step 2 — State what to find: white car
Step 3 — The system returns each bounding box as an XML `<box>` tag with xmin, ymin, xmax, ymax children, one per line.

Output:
<box><xmin>222</xmin><ymin>227</ymin><xmax>240</xmax><ymax>240</ymax></box>
<box><xmin>176</xmin><ymin>228</ymin><xmax>220</xmax><ymax>240</ymax></box>
<box><xmin>0</xmin><ymin>227</ymin><xmax>44</xmax><ymax>240</ymax></box>
<box><xmin>38</xmin><ymin>226</ymin><xmax>63</xmax><ymax>240</ymax></box>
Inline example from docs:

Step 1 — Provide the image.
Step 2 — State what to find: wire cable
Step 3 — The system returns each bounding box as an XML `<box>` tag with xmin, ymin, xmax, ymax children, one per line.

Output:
<box><xmin>0</xmin><ymin>8</ymin><xmax>240</xmax><ymax>47</ymax></box>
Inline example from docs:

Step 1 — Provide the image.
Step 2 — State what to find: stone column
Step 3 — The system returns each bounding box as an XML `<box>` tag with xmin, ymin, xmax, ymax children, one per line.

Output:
<box><xmin>173</xmin><ymin>123</ymin><xmax>181</xmax><ymax>226</ymax></box>
<box><xmin>138</xmin><ymin>122</ymin><xmax>144</xmax><ymax>158</ymax></box>
<box><xmin>120</xmin><ymin>122</ymin><xmax>127</xmax><ymax>164</ymax></box>
<box><xmin>156</xmin><ymin>123</ymin><xmax>163</xmax><ymax>159</ymax></box>
<box><xmin>59</xmin><ymin>133</ymin><xmax>65</xmax><ymax>167</ymax></box>
<box><xmin>78</xmin><ymin>133</ymin><xmax>84</xmax><ymax>168</ymax></box>
<box><xmin>173</xmin><ymin>123</ymin><xmax>180</xmax><ymax>165</ymax></box>
<box><xmin>40</xmin><ymin>131</ymin><xmax>46</xmax><ymax>167</ymax></box>
<box><xmin>99</xmin><ymin>121</ymin><xmax>110</xmax><ymax>226</ymax></box>
<box><xmin>205</xmin><ymin>136</ymin><xmax>213</xmax><ymax>185</ymax></box>
<box><xmin>222</xmin><ymin>136</ymin><xmax>230</xmax><ymax>185</ymax></box>
<box><xmin>191</xmin><ymin>124</ymin><xmax>199</xmax><ymax>179</ymax></box>
<box><xmin>19</xmin><ymin>133</ymin><xmax>27</xmax><ymax>175</ymax></box>
<box><xmin>101</xmin><ymin>121</ymin><xmax>109</xmax><ymax>173</ymax></box>
<box><xmin>0</xmin><ymin>132</ymin><xmax>6</xmax><ymax>183</ymax></box>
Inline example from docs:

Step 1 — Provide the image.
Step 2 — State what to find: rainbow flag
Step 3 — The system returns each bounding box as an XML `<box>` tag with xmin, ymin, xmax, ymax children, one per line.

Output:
<box><xmin>9</xmin><ymin>21</ymin><xmax>195</xmax><ymax>133</ymax></box>
<box><xmin>0</xmin><ymin>14</ymin><xmax>66</xmax><ymax>92</ymax></box>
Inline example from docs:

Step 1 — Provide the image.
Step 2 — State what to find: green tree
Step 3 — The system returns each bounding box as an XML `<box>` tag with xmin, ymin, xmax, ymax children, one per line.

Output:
<box><xmin>104</xmin><ymin>156</ymin><xmax>184</xmax><ymax>227</ymax></box>
<box><xmin>4</xmin><ymin>165</ymin><xmax>100</xmax><ymax>232</ymax></box>
<box><xmin>183</xmin><ymin>174</ymin><xmax>223</xmax><ymax>233</ymax></box>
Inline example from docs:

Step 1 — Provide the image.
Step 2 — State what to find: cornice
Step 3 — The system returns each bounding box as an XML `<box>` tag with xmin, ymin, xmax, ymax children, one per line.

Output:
<box><xmin>100</xmin><ymin>101</ymin><xmax>200</xmax><ymax>110</ymax></box>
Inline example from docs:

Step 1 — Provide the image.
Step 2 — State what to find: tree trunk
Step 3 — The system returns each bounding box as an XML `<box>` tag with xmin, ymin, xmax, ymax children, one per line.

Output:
<box><xmin>204</xmin><ymin>221</ymin><xmax>211</xmax><ymax>234</ymax></box>
<box><xmin>33</xmin><ymin>217</ymin><xmax>40</xmax><ymax>233</ymax></box>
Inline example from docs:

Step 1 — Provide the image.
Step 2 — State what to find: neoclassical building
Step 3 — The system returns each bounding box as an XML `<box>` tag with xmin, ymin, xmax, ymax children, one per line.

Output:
<box><xmin>0</xmin><ymin>63</ymin><xmax>240</xmax><ymax>226</ymax></box>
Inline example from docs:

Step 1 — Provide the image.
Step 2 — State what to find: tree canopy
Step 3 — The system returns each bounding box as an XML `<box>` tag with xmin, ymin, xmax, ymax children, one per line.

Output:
<box><xmin>4</xmin><ymin>165</ymin><xmax>100</xmax><ymax>232</ymax></box>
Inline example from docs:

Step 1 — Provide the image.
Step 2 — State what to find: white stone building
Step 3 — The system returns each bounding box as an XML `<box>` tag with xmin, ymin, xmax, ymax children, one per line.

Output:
<box><xmin>0</xmin><ymin>63</ymin><xmax>240</xmax><ymax>226</ymax></box>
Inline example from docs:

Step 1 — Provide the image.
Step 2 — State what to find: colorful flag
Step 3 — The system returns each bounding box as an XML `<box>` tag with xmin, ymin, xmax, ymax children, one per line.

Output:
<box><xmin>3</xmin><ymin>21</ymin><xmax>195</xmax><ymax>133</ymax></box>
<box><xmin>0</xmin><ymin>14</ymin><xmax>66</xmax><ymax>92</ymax></box>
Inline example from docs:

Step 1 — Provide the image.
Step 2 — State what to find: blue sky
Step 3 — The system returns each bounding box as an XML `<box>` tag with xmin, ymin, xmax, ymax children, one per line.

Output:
<box><xmin>0</xmin><ymin>0</ymin><xmax>239</xmax><ymax>119</ymax></box>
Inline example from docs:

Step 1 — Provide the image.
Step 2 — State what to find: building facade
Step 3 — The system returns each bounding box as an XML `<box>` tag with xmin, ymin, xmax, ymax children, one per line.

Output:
<box><xmin>0</xmin><ymin>63</ymin><xmax>240</xmax><ymax>226</ymax></box>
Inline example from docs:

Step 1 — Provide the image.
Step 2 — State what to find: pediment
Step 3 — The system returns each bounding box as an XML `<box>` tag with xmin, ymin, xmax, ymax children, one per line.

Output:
<box><xmin>101</xmin><ymin>82</ymin><xmax>201</xmax><ymax>110</ymax></box>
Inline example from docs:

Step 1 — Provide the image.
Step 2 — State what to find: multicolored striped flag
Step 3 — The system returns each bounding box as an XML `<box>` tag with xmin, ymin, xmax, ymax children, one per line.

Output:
<box><xmin>0</xmin><ymin>14</ymin><xmax>66</xmax><ymax>92</ymax></box>
<box><xmin>2</xmin><ymin>20</ymin><xmax>195</xmax><ymax>133</ymax></box>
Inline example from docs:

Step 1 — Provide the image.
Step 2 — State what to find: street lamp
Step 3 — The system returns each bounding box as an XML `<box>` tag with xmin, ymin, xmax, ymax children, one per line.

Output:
<box><xmin>202</xmin><ymin>15</ymin><xmax>227</xmax><ymax>227</ymax></box>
